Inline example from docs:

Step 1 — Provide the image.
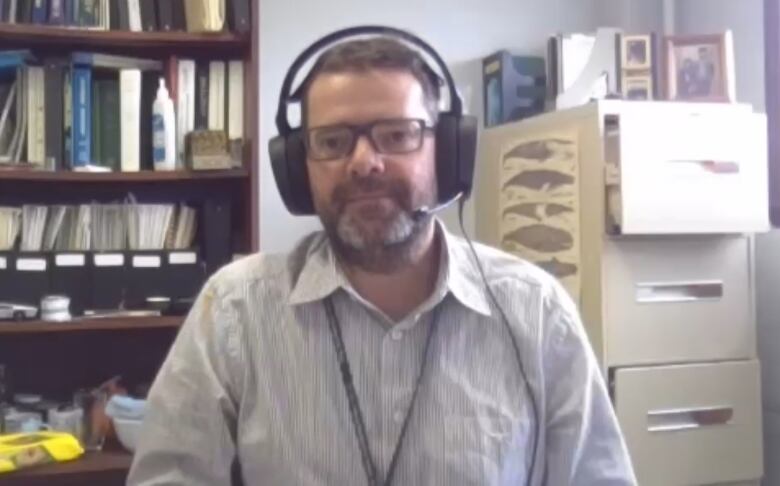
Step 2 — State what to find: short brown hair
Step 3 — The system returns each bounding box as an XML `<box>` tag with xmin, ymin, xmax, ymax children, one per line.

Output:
<box><xmin>300</xmin><ymin>37</ymin><xmax>441</xmax><ymax>127</ymax></box>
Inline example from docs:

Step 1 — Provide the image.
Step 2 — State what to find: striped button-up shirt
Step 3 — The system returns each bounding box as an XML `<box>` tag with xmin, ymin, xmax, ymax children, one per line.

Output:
<box><xmin>128</xmin><ymin>220</ymin><xmax>637</xmax><ymax>486</ymax></box>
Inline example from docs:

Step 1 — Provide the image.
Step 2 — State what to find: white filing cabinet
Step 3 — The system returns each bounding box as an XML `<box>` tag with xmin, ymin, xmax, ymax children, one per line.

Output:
<box><xmin>475</xmin><ymin>101</ymin><xmax>767</xmax><ymax>486</ymax></box>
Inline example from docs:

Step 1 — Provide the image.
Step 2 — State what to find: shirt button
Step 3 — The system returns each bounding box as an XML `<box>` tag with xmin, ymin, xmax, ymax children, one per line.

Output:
<box><xmin>393</xmin><ymin>410</ymin><xmax>405</xmax><ymax>423</ymax></box>
<box><xmin>391</xmin><ymin>329</ymin><xmax>403</xmax><ymax>341</ymax></box>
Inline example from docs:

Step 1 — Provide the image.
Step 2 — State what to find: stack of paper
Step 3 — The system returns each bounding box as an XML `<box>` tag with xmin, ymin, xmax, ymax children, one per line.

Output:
<box><xmin>172</xmin><ymin>204</ymin><xmax>197</xmax><ymax>250</ymax></box>
<box><xmin>55</xmin><ymin>205</ymin><xmax>92</xmax><ymax>251</ymax></box>
<box><xmin>20</xmin><ymin>205</ymin><xmax>48</xmax><ymax>251</ymax></box>
<box><xmin>127</xmin><ymin>203</ymin><xmax>175</xmax><ymax>250</ymax></box>
<box><xmin>42</xmin><ymin>205</ymin><xmax>67</xmax><ymax>251</ymax></box>
<box><xmin>91</xmin><ymin>203</ymin><xmax>127</xmax><ymax>250</ymax></box>
<box><xmin>0</xmin><ymin>206</ymin><xmax>21</xmax><ymax>250</ymax></box>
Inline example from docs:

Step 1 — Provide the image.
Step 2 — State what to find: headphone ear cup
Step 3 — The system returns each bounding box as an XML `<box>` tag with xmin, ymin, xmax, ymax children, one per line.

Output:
<box><xmin>435</xmin><ymin>113</ymin><xmax>477</xmax><ymax>202</ymax></box>
<box><xmin>434</xmin><ymin>114</ymin><xmax>460</xmax><ymax>203</ymax></box>
<box><xmin>457</xmin><ymin>114</ymin><xmax>478</xmax><ymax>199</ymax></box>
<box><xmin>269</xmin><ymin>131</ymin><xmax>315</xmax><ymax>215</ymax></box>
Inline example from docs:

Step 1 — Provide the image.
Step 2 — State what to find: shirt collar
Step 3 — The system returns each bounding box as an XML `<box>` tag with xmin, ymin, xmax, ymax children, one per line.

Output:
<box><xmin>288</xmin><ymin>219</ymin><xmax>492</xmax><ymax>318</ymax></box>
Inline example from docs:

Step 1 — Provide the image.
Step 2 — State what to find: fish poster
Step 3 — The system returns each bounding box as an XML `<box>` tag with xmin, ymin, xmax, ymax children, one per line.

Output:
<box><xmin>499</xmin><ymin>132</ymin><xmax>581</xmax><ymax>303</ymax></box>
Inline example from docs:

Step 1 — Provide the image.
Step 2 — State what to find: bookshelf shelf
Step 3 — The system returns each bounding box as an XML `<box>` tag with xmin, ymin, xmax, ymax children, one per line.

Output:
<box><xmin>0</xmin><ymin>167</ymin><xmax>249</xmax><ymax>182</ymax></box>
<box><xmin>3</xmin><ymin>450</ymin><xmax>132</xmax><ymax>482</ymax></box>
<box><xmin>0</xmin><ymin>315</ymin><xmax>183</xmax><ymax>334</ymax></box>
<box><xmin>0</xmin><ymin>23</ymin><xmax>249</xmax><ymax>50</ymax></box>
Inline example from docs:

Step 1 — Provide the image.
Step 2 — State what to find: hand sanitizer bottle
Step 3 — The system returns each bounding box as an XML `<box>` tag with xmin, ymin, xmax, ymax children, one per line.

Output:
<box><xmin>152</xmin><ymin>78</ymin><xmax>176</xmax><ymax>171</ymax></box>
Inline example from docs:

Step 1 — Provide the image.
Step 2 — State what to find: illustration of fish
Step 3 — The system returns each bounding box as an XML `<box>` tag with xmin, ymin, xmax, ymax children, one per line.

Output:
<box><xmin>503</xmin><ymin>139</ymin><xmax>575</xmax><ymax>164</ymax></box>
<box><xmin>503</xmin><ymin>202</ymin><xmax>574</xmax><ymax>221</ymax></box>
<box><xmin>503</xmin><ymin>170</ymin><xmax>574</xmax><ymax>192</ymax></box>
<box><xmin>536</xmin><ymin>258</ymin><xmax>578</xmax><ymax>278</ymax></box>
<box><xmin>502</xmin><ymin>224</ymin><xmax>573</xmax><ymax>253</ymax></box>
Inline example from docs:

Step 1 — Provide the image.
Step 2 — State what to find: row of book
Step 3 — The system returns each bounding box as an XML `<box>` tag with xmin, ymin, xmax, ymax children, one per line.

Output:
<box><xmin>0</xmin><ymin>201</ymin><xmax>197</xmax><ymax>251</ymax></box>
<box><xmin>0</xmin><ymin>50</ymin><xmax>245</xmax><ymax>171</ymax></box>
<box><xmin>0</xmin><ymin>0</ymin><xmax>250</xmax><ymax>34</ymax></box>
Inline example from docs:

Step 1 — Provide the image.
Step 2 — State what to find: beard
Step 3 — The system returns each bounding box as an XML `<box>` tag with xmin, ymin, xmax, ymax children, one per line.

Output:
<box><xmin>318</xmin><ymin>175</ymin><xmax>435</xmax><ymax>274</ymax></box>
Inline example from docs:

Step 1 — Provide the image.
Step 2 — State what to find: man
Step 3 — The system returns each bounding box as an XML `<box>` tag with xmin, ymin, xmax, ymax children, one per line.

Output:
<box><xmin>129</xmin><ymin>30</ymin><xmax>636</xmax><ymax>485</ymax></box>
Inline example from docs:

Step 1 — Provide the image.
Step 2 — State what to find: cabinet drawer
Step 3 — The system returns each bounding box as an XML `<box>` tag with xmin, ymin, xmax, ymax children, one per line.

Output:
<box><xmin>614</xmin><ymin>360</ymin><xmax>763</xmax><ymax>486</ymax></box>
<box><xmin>606</xmin><ymin>102</ymin><xmax>768</xmax><ymax>234</ymax></box>
<box><xmin>604</xmin><ymin>236</ymin><xmax>754</xmax><ymax>366</ymax></box>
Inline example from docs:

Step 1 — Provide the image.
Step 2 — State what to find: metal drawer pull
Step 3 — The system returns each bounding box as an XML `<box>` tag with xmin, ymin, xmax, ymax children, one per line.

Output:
<box><xmin>635</xmin><ymin>280</ymin><xmax>723</xmax><ymax>304</ymax></box>
<box><xmin>647</xmin><ymin>405</ymin><xmax>733</xmax><ymax>432</ymax></box>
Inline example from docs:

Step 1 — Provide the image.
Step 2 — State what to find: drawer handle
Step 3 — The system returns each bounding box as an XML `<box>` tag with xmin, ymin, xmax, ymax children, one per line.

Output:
<box><xmin>647</xmin><ymin>406</ymin><xmax>733</xmax><ymax>432</ymax></box>
<box><xmin>635</xmin><ymin>281</ymin><xmax>723</xmax><ymax>304</ymax></box>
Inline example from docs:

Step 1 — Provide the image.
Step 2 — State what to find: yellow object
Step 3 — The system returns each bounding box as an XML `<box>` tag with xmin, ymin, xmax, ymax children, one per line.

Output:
<box><xmin>0</xmin><ymin>432</ymin><xmax>84</xmax><ymax>473</ymax></box>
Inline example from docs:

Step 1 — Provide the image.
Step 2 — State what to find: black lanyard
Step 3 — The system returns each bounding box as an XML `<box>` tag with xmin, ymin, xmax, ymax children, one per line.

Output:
<box><xmin>324</xmin><ymin>297</ymin><xmax>441</xmax><ymax>486</ymax></box>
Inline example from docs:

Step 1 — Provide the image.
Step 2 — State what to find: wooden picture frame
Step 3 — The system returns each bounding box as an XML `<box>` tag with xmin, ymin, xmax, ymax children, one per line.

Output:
<box><xmin>621</xmin><ymin>35</ymin><xmax>652</xmax><ymax>70</ymax></box>
<box><xmin>622</xmin><ymin>74</ymin><xmax>653</xmax><ymax>101</ymax></box>
<box><xmin>663</xmin><ymin>32</ymin><xmax>735</xmax><ymax>102</ymax></box>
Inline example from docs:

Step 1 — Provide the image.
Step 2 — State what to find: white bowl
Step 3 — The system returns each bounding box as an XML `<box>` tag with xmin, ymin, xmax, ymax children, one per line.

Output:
<box><xmin>113</xmin><ymin>417</ymin><xmax>143</xmax><ymax>452</ymax></box>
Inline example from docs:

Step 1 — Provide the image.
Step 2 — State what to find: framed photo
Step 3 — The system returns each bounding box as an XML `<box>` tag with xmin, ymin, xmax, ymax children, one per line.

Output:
<box><xmin>621</xmin><ymin>35</ymin><xmax>652</xmax><ymax>70</ymax></box>
<box><xmin>622</xmin><ymin>75</ymin><xmax>653</xmax><ymax>101</ymax></box>
<box><xmin>663</xmin><ymin>32</ymin><xmax>735</xmax><ymax>102</ymax></box>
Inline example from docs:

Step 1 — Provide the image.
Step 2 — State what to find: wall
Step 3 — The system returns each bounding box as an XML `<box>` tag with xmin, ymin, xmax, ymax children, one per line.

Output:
<box><xmin>675</xmin><ymin>1</ymin><xmax>779</xmax><ymax>485</ymax></box>
<box><xmin>258</xmin><ymin>0</ymin><xmax>603</xmax><ymax>252</ymax></box>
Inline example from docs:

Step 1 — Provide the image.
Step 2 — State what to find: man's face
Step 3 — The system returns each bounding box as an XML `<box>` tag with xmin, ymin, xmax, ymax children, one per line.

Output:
<box><xmin>305</xmin><ymin>69</ymin><xmax>437</xmax><ymax>267</ymax></box>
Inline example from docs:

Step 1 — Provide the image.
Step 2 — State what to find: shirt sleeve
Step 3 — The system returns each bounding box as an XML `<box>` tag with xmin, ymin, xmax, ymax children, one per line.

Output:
<box><xmin>127</xmin><ymin>280</ymin><xmax>242</xmax><ymax>486</ymax></box>
<box><xmin>541</xmin><ymin>292</ymin><xmax>638</xmax><ymax>485</ymax></box>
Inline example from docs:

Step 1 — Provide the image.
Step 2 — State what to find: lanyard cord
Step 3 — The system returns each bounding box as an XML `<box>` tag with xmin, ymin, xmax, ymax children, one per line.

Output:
<box><xmin>324</xmin><ymin>297</ymin><xmax>441</xmax><ymax>486</ymax></box>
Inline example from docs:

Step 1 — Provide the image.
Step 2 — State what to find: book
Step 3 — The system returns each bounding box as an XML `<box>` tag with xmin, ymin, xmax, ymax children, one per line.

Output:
<box><xmin>108</xmin><ymin>0</ymin><xmax>118</xmax><ymax>29</ymax></box>
<box><xmin>43</xmin><ymin>60</ymin><xmax>65</xmax><ymax>170</ymax></box>
<box><xmin>139</xmin><ymin>70</ymin><xmax>157</xmax><ymax>170</ymax></box>
<box><xmin>194</xmin><ymin>60</ymin><xmax>208</xmax><ymax>130</ymax></box>
<box><xmin>227</xmin><ymin>60</ymin><xmax>243</xmax><ymax>140</ymax></box>
<box><xmin>98</xmin><ymin>78</ymin><xmax>120</xmax><ymax>170</ymax></box>
<box><xmin>91</xmin><ymin>77</ymin><xmax>102</xmax><ymax>166</ymax></box>
<box><xmin>119</xmin><ymin>69</ymin><xmax>140</xmax><ymax>172</ymax></box>
<box><xmin>116</xmin><ymin>0</ymin><xmax>128</xmax><ymax>29</ymax></box>
<box><xmin>139</xmin><ymin>0</ymin><xmax>155</xmax><ymax>31</ymax></box>
<box><xmin>126</xmin><ymin>0</ymin><xmax>140</xmax><ymax>31</ymax></box>
<box><xmin>207</xmin><ymin>60</ymin><xmax>224</xmax><ymax>131</ymax></box>
<box><xmin>16</xmin><ymin>0</ymin><xmax>32</xmax><ymax>23</ymax></box>
<box><xmin>226</xmin><ymin>0</ymin><xmax>249</xmax><ymax>34</ymax></box>
<box><xmin>170</xmin><ymin>0</ymin><xmax>184</xmax><ymax>31</ymax></box>
<box><xmin>48</xmin><ymin>0</ymin><xmax>64</xmax><ymax>24</ymax></box>
<box><xmin>77</xmin><ymin>0</ymin><xmax>100</xmax><ymax>27</ymax></box>
<box><xmin>156</xmin><ymin>0</ymin><xmax>173</xmax><ymax>31</ymax></box>
<box><xmin>71</xmin><ymin>52</ymin><xmax>163</xmax><ymax>71</ymax></box>
<box><xmin>26</xmin><ymin>65</ymin><xmax>45</xmax><ymax>166</ymax></box>
<box><xmin>184</xmin><ymin>0</ymin><xmax>223</xmax><ymax>32</ymax></box>
<box><xmin>70</xmin><ymin>66</ymin><xmax>91</xmax><ymax>167</ymax></box>
<box><xmin>0</xmin><ymin>50</ymin><xmax>33</xmax><ymax>70</ymax></box>
<box><xmin>30</xmin><ymin>0</ymin><xmax>46</xmax><ymax>24</ymax></box>
<box><xmin>63</xmin><ymin>69</ymin><xmax>71</xmax><ymax>167</ymax></box>
<box><xmin>176</xmin><ymin>59</ymin><xmax>194</xmax><ymax>164</ymax></box>
<box><xmin>7</xmin><ymin>0</ymin><xmax>17</xmax><ymax>23</ymax></box>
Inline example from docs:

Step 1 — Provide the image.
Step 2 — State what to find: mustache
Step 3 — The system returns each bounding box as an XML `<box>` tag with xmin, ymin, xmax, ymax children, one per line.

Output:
<box><xmin>331</xmin><ymin>177</ymin><xmax>410</xmax><ymax>209</ymax></box>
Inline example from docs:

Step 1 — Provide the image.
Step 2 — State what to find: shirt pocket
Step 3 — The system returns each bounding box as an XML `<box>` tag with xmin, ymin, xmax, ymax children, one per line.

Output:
<box><xmin>444</xmin><ymin>415</ymin><xmax>512</xmax><ymax>485</ymax></box>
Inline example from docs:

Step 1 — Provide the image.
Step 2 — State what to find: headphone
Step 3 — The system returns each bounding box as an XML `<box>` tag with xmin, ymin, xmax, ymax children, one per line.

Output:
<box><xmin>268</xmin><ymin>25</ymin><xmax>478</xmax><ymax>216</ymax></box>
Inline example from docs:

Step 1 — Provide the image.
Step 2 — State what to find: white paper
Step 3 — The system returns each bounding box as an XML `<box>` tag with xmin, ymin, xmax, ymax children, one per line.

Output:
<box><xmin>56</xmin><ymin>254</ymin><xmax>86</xmax><ymax>267</ymax></box>
<box><xmin>133</xmin><ymin>255</ymin><xmax>161</xmax><ymax>268</ymax></box>
<box><xmin>17</xmin><ymin>258</ymin><xmax>46</xmax><ymax>272</ymax></box>
<box><xmin>0</xmin><ymin>256</ymin><xmax>6</xmax><ymax>270</ymax></box>
<box><xmin>169</xmin><ymin>252</ymin><xmax>197</xmax><ymax>265</ymax></box>
<box><xmin>95</xmin><ymin>254</ymin><xmax>124</xmax><ymax>267</ymax></box>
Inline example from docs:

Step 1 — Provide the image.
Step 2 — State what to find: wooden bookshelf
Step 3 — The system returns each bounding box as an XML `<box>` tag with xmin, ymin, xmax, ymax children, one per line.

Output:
<box><xmin>0</xmin><ymin>6</ymin><xmax>259</xmax><ymax>486</ymax></box>
<box><xmin>0</xmin><ymin>23</ymin><xmax>249</xmax><ymax>50</ymax></box>
<box><xmin>3</xmin><ymin>450</ymin><xmax>132</xmax><ymax>486</ymax></box>
<box><xmin>0</xmin><ymin>167</ymin><xmax>249</xmax><ymax>182</ymax></box>
<box><xmin>0</xmin><ymin>315</ymin><xmax>183</xmax><ymax>334</ymax></box>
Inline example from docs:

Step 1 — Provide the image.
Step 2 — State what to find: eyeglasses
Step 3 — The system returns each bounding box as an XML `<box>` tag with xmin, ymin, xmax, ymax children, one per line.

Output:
<box><xmin>305</xmin><ymin>118</ymin><xmax>433</xmax><ymax>161</ymax></box>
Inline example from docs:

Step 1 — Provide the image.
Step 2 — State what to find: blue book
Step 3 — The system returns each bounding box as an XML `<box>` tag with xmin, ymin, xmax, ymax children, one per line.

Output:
<box><xmin>31</xmin><ymin>0</ymin><xmax>47</xmax><ymax>24</ymax></box>
<box><xmin>48</xmin><ymin>0</ymin><xmax>64</xmax><ymax>24</ymax></box>
<box><xmin>0</xmin><ymin>50</ymin><xmax>33</xmax><ymax>71</ymax></box>
<box><xmin>71</xmin><ymin>66</ymin><xmax>91</xmax><ymax>167</ymax></box>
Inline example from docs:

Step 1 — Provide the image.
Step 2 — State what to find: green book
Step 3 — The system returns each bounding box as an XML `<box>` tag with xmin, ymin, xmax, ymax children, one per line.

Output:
<box><xmin>99</xmin><ymin>79</ymin><xmax>120</xmax><ymax>171</ymax></box>
<box><xmin>91</xmin><ymin>79</ymin><xmax>103</xmax><ymax>166</ymax></box>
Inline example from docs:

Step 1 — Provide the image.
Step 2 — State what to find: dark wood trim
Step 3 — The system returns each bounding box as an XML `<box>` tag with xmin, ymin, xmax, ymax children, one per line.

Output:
<box><xmin>766</xmin><ymin>0</ymin><xmax>780</xmax><ymax>225</ymax></box>
<box><xmin>0</xmin><ymin>168</ymin><xmax>248</xmax><ymax>182</ymax></box>
<box><xmin>0</xmin><ymin>23</ymin><xmax>248</xmax><ymax>50</ymax></box>
<box><xmin>0</xmin><ymin>316</ymin><xmax>182</xmax><ymax>334</ymax></box>
<box><xmin>250</xmin><ymin>1</ymin><xmax>261</xmax><ymax>252</ymax></box>
<box><xmin>6</xmin><ymin>450</ymin><xmax>132</xmax><ymax>478</ymax></box>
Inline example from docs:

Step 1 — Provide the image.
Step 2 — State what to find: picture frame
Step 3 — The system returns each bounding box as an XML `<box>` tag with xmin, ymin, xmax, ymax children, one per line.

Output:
<box><xmin>662</xmin><ymin>32</ymin><xmax>735</xmax><ymax>102</ymax></box>
<box><xmin>621</xmin><ymin>35</ymin><xmax>652</xmax><ymax>70</ymax></box>
<box><xmin>622</xmin><ymin>74</ymin><xmax>653</xmax><ymax>101</ymax></box>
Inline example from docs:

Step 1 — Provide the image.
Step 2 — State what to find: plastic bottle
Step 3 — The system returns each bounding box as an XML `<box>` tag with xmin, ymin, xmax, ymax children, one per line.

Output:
<box><xmin>152</xmin><ymin>78</ymin><xmax>176</xmax><ymax>171</ymax></box>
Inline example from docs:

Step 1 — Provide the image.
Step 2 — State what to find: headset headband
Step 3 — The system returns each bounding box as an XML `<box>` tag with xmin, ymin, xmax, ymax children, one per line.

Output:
<box><xmin>274</xmin><ymin>25</ymin><xmax>463</xmax><ymax>135</ymax></box>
